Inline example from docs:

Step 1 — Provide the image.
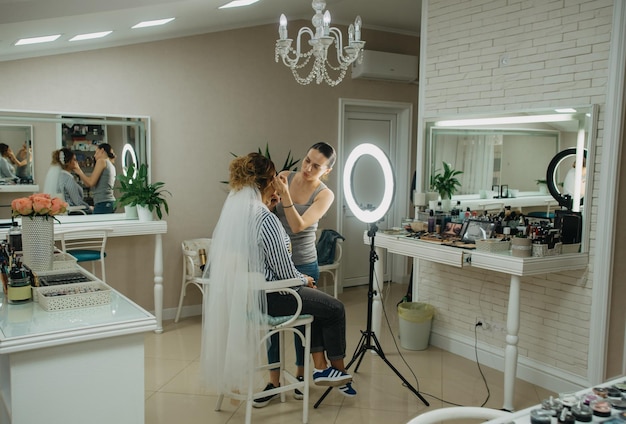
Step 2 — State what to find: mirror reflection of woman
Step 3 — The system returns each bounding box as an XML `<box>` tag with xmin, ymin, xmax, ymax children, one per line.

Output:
<box><xmin>73</xmin><ymin>143</ymin><xmax>116</xmax><ymax>214</ymax></box>
<box><xmin>15</xmin><ymin>142</ymin><xmax>33</xmax><ymax>180</ymax></box>
<box><xmin>45</xmin><ymin>148</ymin><xmax>92</xmax><ymax>214</ymax></box>
<box><xmin>0</xmin><ymin>143</ymin><xmax>20</xmax><ymax>180</ymax></box>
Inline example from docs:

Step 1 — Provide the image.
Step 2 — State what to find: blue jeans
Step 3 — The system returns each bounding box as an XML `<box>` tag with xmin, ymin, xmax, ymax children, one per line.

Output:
<box><xmin>267</xmin><ymin>261</ymin><xmax>321</xmax><ymax>369</ymax></box>
<box><xmin>93</xmin><ymin>201</ymin><xmax>115</xmax><ymax>214</ymax></box>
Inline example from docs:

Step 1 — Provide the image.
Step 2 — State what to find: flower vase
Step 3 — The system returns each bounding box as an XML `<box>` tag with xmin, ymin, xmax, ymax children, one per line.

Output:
<box><xmin>21</xmin><ymin>216</ymin><xmax>54</xmax><ymax>272</ymax></box>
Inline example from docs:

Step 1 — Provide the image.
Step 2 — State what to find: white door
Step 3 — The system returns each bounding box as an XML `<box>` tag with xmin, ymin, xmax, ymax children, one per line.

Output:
<box><xmin>338</xmin><ymin>101</ymin><xmax>411</xmax><ymax>288</ymax></box>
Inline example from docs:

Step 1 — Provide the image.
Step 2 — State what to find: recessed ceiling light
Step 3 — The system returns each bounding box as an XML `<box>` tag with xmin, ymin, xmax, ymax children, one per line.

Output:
<box><xmin>15</xmin><ymin>34</ymin><xmax>61</xmax><ymax>46</ymax></box>
<box><xmin>132</xmin><ymin>18</ymin><xmax>175</xmax><ymax>29</ymax></box>
<box><xmin>219</xmin><ymin>0</ymin><xmax>260</xmax><ymax>8</ymax></box>
<box><xmin>69</xmin><ymin>31</ymin><xmax>113</xmax><ymax>42</ymax></box>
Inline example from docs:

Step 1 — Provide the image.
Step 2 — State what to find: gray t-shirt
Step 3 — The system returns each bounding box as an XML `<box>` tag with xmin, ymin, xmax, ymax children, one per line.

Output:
<box><xmin>275</xmin><ymin>172</ymin><xmax>327</xmax><ymax>265</ymax></box>
<box><xmin>92</xmin><ymin>160</ymin><xmax>116</xmax><ymax>204</ymax></box>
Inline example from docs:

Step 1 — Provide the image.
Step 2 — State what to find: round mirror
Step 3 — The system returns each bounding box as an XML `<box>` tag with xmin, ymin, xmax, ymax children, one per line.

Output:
<box><xmin>546</xmin><ymin>148</ymin><xmax>587</xmax><ymax>210</ymax></box>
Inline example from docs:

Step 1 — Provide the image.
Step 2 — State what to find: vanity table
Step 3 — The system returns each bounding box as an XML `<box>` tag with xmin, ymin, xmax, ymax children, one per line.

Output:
<box><xmin>366</xmin><ymin>231</ymin><xmax>589</xmax><ymax>411</ymax></box>
<box><xmin>0</xmin><ymin>213</ymin><xmax>168</xmax><ymax>333</ymax></box>
<box><xmin>0</xmin><ymin>270</ymin><xmax>157</xmax><ymax>424</ymax></box>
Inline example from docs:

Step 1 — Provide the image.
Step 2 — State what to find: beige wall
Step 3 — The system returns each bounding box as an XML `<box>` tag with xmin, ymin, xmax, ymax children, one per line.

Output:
<box><xmin>0</xmin><ymin>23</ymin><xmax>419</xmax><ymax>314</ymax></box>
<box><xmin>419</xmin><ymin>0</ymin><xmax>615</xmax><ymax>389</ymax></box>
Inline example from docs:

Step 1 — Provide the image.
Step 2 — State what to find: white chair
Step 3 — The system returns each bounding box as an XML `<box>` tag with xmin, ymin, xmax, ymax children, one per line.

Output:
<box><xmin>214</xmin><ymin>276</ymin><xmax>312</xmax><ymax>424</ymax></box>
<box><xmin>406</xmin><ymin>407</ymin><xmax>512</xmax><ymax>424</ymax></box>
<box><xmin>174</xmin><ymin>238</ymin><xmax>211</xmax><ymax>323</ymax></box>
<box><xmin>318</xmin><ymin>238</ymin><xmax>343</xmax><ymax>298</ymax></box>
<box><xmin>57</xmin><ymin>227</ymin><xmax>113</xmax><ymax>282</ymax></box>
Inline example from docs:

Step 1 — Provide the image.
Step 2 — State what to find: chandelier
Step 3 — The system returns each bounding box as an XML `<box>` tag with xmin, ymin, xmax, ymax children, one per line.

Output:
<box><xmin>275</xmin><ymin>0</ymin><xmax>365</xmax><ymax>86</ymax></box>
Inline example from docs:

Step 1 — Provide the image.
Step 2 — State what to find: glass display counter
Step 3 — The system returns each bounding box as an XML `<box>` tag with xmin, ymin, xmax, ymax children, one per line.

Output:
<box><xmin>0</xmin><ymin>267</ymin><xmax>156</xmax><ymax>424</ymax></box>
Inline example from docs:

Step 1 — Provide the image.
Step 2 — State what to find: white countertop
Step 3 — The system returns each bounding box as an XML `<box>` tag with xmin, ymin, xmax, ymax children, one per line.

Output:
<box><xmin>0</xmin><ymin>268</ymin><xmax>156</xmax><ymax>354</ymax></box>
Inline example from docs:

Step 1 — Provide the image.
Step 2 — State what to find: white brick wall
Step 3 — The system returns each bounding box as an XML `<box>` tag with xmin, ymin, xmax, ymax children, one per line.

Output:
<box><xmin>421</xmin><ymin>0</ymin><xmax>612</xmax><ymax>382</ymax></box>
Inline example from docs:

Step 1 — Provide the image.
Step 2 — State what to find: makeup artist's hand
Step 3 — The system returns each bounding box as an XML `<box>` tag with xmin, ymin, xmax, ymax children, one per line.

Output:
<box><xmin>273</xmin><ymin>173</ymin><xmax>289</xmax><ymax>197</ymax></box>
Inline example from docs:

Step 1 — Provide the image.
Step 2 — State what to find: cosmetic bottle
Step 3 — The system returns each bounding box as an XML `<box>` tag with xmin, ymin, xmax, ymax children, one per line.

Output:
<box><xmin>7</xmin><ymin>260</ymin><xmax>31</xmax><ymax>304</ymax></box>
<box><xmin>7</xmin><ymin>221</ymin><xmax>22</xmax><ymax>252</ymax></box>
<box><xmin>427</xmin><ymin>210</ymin><xmax>435</xmax><ymax>233</ymax></box>
<box><xmin>199</xmin><ymin>248</ymin><xmax>207</xmax><ymax>271</ymax></box>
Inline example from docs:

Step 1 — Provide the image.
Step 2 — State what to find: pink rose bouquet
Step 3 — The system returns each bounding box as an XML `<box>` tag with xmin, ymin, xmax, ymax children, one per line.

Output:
<box><xmin>11</xmin><ymin>193</ymin><xmax>68</xmax><ymax>219</ymax></box>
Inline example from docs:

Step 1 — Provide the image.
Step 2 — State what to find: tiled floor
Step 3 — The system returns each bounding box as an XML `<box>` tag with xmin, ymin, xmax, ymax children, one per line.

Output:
<box><xmin>144</xmin><ymin>283</ymin><xmax>554</xmax><ymax>423</ymax></box>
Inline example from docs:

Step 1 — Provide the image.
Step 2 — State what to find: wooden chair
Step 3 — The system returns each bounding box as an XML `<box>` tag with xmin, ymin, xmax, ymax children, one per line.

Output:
<box><xmin>57</xmin><ymin>227</ymin><xmax>113</xmax><ymax>282</ymax></box>
<box><xmin>174</xmin><ymin>238</ymin><xmax>211</xmax><ymax>323</ymax></box>
<box><xmin>214</xmin><ymin>276</ymin><xmax>313</xmax><ymax>424</ymax></box>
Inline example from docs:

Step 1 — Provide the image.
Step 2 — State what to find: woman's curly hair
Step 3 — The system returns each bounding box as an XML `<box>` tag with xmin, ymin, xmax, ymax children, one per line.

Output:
<box><xmin>229</xmin><ymin>152</ymin><xmax>276</xmax><ymax>192</ymax></box>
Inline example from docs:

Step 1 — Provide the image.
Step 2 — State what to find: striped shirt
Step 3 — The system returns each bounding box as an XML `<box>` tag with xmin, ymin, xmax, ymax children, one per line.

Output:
<box><xmin>258</xmin><ymin>206</ymin><xmax>307</xmax><ymax>286</ymax></box>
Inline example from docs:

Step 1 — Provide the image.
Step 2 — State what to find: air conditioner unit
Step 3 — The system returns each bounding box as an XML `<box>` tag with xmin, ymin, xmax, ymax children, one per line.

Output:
<box><xmin>351</xmin><ymin>50</ymin><xmax>418</xmax><ymax>83</ymax></box>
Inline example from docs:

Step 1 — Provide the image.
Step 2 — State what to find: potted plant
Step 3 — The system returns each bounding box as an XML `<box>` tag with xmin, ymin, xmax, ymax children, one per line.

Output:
<box><xmin>535</xmin><ymin>179</ymin><xmax>548</xmax><ymax>194</ymax></box>
<box><xmin>431</xmin><ymin>162</ymin><xmax>462</xmax><ymax>210</ymax></box>
<box><xmin>116</xmin><ymin>163</ymin><xmax>171</xmax><ymax>220</ymax></box>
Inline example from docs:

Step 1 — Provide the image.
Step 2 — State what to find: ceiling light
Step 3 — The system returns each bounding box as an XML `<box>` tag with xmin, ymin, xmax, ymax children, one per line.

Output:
<box><xmin>219</xmin><ymin>0</ymin><xmax>259</xmax><ymax>8</ymax></box>
<box><xmin>555</xmin><ymin>108</ymin><xmax>577</xmax><ymax>113</ymax></box>
<box><xmin>132</xmin><ymin>18</ymin><xmax>175</xmax><ymax>29</ymax></box>
<box><xmin>275</xmin><ymin>0</ymin><xmax>365</xmax><ymax>86</ymax></box>
<box><xmin>434</xmin><ymin>114</ymin><xmax>575</xmax><ymax>127</ymax></box>
<box><xmin>69</xmin><ymin>31</ymin><xmax>113</xmax><ymax>42</ymax></box>
<box><xmin>15</xmin><ymin>35</ymin><xmax>61</xmax><ymax>46</ymax></box>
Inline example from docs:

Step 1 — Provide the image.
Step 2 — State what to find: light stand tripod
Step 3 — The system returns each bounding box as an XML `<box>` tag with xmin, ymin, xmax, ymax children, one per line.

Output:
<box><xmin>314</xmin><ymin>222</ymin><xmax>430</xmax><ymax>408</ymax></box>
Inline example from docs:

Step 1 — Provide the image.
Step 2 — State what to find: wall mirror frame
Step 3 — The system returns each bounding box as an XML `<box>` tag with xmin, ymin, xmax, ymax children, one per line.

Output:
<box><xmin>421</xmin><ymin>104</ymin><xmax>598</xmax><ymax>253</ymax></box>
<box><xmin>0</xmin><ymin>110</ymin><xmax>150</xmax><ymax>221</ymax></box>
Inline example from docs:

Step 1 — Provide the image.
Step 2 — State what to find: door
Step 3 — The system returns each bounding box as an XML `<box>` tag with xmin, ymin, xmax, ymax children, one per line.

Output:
<box><xmin>338</xmin><ymin>101</ymin><xmax>411</xmax><ymax>288</ymax></box>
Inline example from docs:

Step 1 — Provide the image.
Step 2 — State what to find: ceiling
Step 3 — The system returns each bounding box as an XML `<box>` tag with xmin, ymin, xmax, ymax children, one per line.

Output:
<box><xmin>0</xmin><ymin>0</ymin><xmax>421</xmax><ymax>62</ymax></box>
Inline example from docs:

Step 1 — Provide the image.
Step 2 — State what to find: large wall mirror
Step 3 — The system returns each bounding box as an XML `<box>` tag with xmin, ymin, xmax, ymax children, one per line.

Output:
<box><xmin>0</xmin><ymin>111</ymin><xmax>149</xmax><ymax>220</ymax></box>
<box><xmin>422</xmin><ymin>105</ymin><xmax>598</xmax><ymax>251</ymax></box>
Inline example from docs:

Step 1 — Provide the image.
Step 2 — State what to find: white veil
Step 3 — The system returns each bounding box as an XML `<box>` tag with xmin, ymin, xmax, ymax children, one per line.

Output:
<box><xmin>200</xmin><ymin>185</ymin><xmax>268</xmax><ymax>394</ymax></box>
<box><xmin>43</xmin><ymin>164</ymin><xmax>62</xmax><ymax>196</ymax></box>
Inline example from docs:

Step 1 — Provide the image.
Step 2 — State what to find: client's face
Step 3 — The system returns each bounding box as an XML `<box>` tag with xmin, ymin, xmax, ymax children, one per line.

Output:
<box><xmin>261</xmin><ymin>177</ymin><xmax>278</xmax><ymax>206</ymax></box>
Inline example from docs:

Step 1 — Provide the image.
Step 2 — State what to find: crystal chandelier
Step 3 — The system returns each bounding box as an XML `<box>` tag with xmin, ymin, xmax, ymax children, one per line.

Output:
<box><xmin>275</xmin><ymin>0</ymin><xmax>365</xmax><ymax>86</ymax></box>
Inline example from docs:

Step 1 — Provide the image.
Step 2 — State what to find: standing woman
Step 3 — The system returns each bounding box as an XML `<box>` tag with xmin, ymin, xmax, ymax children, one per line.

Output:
<box><xmin>73</xmin><ymin>143</ymin><xmax>116</xmax><ymax>214</ymax></box>
<box><xmin>264</xmin><ymin>142</ymin><xmax>356</xmax><ymax>399</ymax></box>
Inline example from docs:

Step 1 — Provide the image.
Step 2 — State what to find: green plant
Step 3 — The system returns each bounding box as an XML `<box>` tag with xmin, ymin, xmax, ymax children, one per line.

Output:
<box><xmin>535</xmin><ymin>179</ymin><xmax>548</xmax><ymax>185</ymax></box>
<box><xmin>430</xmin><ymin>162</ymin><xmax>463</xmax><ymax>199</ymax></box>
<box><xmin>222</xmin><ymin>143</ymin><xmax>300</xmax><ymax>183</ymax></box>
<box><xmin>116</xmin><ymin>163</ymin><xmax>171</xmax><ymax>219</ymax></box>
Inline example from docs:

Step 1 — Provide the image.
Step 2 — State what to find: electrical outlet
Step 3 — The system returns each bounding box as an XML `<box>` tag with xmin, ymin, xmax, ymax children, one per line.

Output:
<box><xmin>475</xmin><ymin>318</ymin><xmax>491</xmax><ymax>330</ymax></box>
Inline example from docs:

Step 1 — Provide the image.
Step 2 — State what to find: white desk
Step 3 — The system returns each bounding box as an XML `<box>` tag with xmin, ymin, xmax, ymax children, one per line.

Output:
<box><xmin>0</xmin><ymin>213</ymin><xmax>167</xmax><ymax>333</ymax></box>
<box><xmin>0</xmin><ymin>270</ymin><xmax>157</xmax><ymax>424</ymax></box>
<box><xmin>367</xmin><ymin>231</ymin><xmax>589</xmax><ymax>411</ymax></box>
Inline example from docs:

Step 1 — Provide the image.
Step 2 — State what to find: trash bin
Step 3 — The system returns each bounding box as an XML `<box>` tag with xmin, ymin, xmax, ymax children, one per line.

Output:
<box><xmin>397</xmin><ymin>302</ymin><xmax>434</xmax><ymax>350</ymax></box>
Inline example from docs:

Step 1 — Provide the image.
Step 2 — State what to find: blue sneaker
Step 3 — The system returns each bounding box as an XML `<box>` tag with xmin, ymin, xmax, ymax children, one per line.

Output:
<box><xmin>338</xmin><ymin>382</ymin><xmax>357</xmax><ymax>397</ymax></box>
<box><xmin>312</xmin><ymin>367</ymin><xmax>352</xmax><ymax>386</ymax></box>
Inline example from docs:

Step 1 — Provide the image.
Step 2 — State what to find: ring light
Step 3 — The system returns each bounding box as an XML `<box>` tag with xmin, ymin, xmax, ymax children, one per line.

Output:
<box><xmin>343</xmin><ymin>143</ymin><xmax>395</xmax><ymax>223</ymax></box>
<box><xmin>546</xmin><ymin>148</ymin><xmax>587</xmax><ymax>211</ymax></box>
<box><xmin>122</xmin><ymin>143</ymin><xmax>138</xmax><ymax>178</ymax></box>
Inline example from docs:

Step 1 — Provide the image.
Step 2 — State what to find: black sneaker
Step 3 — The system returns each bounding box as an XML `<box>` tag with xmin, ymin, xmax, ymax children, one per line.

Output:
<box><xmin>252</xmin><ymin>383</ymin><xmax>279</xmax><ymax>408</ymax></box>
<box><xmin>293</xmin><ymin>376</ymin><xmax>304</xmax><ymax>400</ymax></box>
